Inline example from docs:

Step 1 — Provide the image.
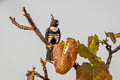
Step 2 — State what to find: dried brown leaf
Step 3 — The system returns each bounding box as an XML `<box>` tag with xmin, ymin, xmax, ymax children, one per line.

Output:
<box><xmin>115</xmin><ymin>32</ymin><xmax>120</xmax><ymax>38</ymax></box>
<box><xmin>76</xmin><ymin>62</ymin><xmax>112</xmax><ymax>80</ymax></box>
<box><xmin>26</xmin><ymin>71</ymin><xmax>34</xmax><ymax>80</ymax></box>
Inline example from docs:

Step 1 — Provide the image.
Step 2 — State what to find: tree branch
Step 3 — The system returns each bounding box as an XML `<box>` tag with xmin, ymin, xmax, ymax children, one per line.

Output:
<box><xmin>9</xmin><ymin>7</ymin><xmax>50</xmax><ymax>47</ymax></box>
<box><xmin>10</xmin><ymin>7</ymin><xmax>51</xmax><ymax>79</ymax></box>
<box><xmin>9</xmin><ymin>17</ymin><xmax>33</xmax><ymax>30</ymax></box>
<box><xmin>10</xmin><ymin>6</ymin><xmax>52</xmax><ymax>80</ymax></box>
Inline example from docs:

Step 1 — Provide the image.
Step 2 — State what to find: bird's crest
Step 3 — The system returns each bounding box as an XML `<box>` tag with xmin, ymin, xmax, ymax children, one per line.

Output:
<box><xmin>50</xmin><ymin>14</ymin><xmax>55</xmax><ymax>21</ymax></box>
<box><xmin>50</xmin><ymin>14</ymin><xmax>59</xmax><ymax>27</ymax></box>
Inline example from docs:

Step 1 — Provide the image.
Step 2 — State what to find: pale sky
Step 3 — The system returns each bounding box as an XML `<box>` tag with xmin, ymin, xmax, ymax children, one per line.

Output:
<box><xmin>0</xmin><ymin>0</ymin><xmax>120</xmax><ymax>80</ymax></box>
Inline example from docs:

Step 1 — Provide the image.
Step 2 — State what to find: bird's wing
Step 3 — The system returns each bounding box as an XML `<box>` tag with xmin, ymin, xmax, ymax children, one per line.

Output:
<box><xmin>58</xmin><ymin>28</ymin><xmax>61</xmax><ymax>42</ymax></box>
<box><xmin>45</xmin><ymin>28</ymin><xmax>49</xmax><ymax>41</ymax></box>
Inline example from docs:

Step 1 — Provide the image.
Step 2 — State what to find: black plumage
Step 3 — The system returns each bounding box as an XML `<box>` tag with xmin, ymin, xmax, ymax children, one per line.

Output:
<box><xmin>45</xmin><ymin>14</ymin><xmax>61</xmax><ymax>61</ymax></box>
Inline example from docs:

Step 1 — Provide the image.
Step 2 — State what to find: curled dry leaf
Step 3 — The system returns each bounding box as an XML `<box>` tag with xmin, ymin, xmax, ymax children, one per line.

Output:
<box><xmin>53</xmin><ymin>38</ymin><xmax>78</xmax><ymax>74</ymax></box>
<box><xmin>105</xmin><ymin>32</ymin><xmax>116</xmax><ymax>44</ymax></box>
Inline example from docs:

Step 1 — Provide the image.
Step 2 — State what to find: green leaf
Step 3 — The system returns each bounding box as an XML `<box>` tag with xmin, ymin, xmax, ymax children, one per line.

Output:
<box><xmin>77</xmin><ymin>41</ymin><xmax>101</xmax><ymax>64</ymax></box>
<box><xmin>77</xmin><ymin>42</ymin><xmax>92</xmax><ymax>58</ymax></box>
<box><xmin>105</xmin><ymin>32</ymin><xmax>116</xmax><ymax>44</ymax></box>
<box><xmin>76</xmin><ymin>62</ymin><xmax>112</xmax><ymax>80</ymax></box>
<box><xmin>88</xmin><ymin>34</ymin><xmax>99</xmax><ymax>55</ymax></box>
<box><xmin>89</xmin><ymin>57</ymin><xmax>101</xmax><ymax>64</ymax></box>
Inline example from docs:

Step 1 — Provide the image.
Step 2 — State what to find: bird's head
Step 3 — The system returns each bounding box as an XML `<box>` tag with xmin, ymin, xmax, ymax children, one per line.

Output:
<box><xmin>50</xmin><ymin>14</ymin><xmax>59</xmax><ymax>27</ymax></box>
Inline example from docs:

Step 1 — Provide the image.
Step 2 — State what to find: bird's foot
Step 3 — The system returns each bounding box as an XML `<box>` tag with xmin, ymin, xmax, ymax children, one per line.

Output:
<box><xmin>46</xmin><ymin>45</ymin><xmax>52</xmax><ymax>50</ymax></box>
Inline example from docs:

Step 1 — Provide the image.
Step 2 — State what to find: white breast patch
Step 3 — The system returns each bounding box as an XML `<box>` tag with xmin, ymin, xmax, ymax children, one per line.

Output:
<box><xmin>50</xmin><ymin>27</ymin><xmax>58</xmax><ymax>32</ymax></box>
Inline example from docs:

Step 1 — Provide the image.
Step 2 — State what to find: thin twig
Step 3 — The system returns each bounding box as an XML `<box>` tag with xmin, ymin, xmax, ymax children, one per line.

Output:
<box><xmin>26</xmin><ymin>67</ymin><xmax>48</xmax><ymax>80</ymax></box>
<box><xmin>40</xmin><ymin>58</ymin><xmax>49</xmax><ymax>80</ymax></box>
<box><xmin>9</xmin><ymin>17</ymin><xmax>33</xmax><ymax>30</ymax></box>
<box><xmin>34</xmin><ymin>71</ymin><xmax>45</xmax><ymax>79</ymax></box>
<box><xmin>105</xmin><ymin>43</ymin><xmax>112</xmax><ymax>68</ymax></box>
<box><xmin>111</xmin><ymin>44</ymin><xmax>120</xmax><ymax>53</ymax></box>
<box><xmin>9</xmin><ymin>7</ymin><xmax>50</xmax><ymax>47</ymax></box>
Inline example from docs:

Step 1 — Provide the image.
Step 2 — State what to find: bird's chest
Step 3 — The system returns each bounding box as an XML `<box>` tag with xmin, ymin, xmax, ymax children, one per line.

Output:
<box><xmin>48</xmin><ymin>33</ymin><xmax>60</xmax><ymax>43</ymax></box>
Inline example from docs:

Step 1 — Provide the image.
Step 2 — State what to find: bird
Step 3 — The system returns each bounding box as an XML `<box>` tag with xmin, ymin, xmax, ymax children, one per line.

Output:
<box><xmin>45</xmin><ymin>14</ymin><xmax>61</xmax><ymax>61</ymax></box>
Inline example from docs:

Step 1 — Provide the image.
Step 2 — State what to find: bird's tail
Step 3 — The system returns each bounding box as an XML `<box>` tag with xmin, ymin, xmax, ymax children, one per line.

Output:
<box><xmin>46</xmin><ymin>48</ymin><xmax>53</xmax><ymax>61</ymax></box>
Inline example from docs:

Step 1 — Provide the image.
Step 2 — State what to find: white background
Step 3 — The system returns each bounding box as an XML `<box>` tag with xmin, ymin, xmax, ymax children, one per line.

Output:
<box><xmin>0</xmin><ymin>0</ymin><xmax>120</xmax><ymax>80</ymax></box>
